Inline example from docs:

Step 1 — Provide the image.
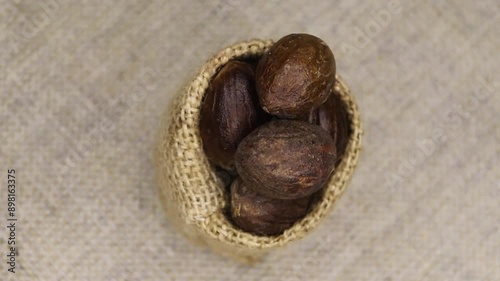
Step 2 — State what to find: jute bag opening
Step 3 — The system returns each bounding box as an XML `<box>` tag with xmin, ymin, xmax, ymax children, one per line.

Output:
<box><xmin>155</xmin><ymin>39</ymin><xmax>363</xmax><ymax>263</ymax></box>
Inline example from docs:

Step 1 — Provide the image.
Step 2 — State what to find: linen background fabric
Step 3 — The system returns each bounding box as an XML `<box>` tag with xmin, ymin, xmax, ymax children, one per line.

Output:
<box><xmin>1</xmin><ymin>0</ymin><xmax>498</xmax><ymax>280</ymax></box>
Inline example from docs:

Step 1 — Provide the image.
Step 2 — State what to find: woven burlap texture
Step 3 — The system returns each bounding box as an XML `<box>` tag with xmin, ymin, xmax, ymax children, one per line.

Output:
<box><xmin>154</xmin><ymin>39</ymin><xmax>363</xmax><ymax>263</ymax></box>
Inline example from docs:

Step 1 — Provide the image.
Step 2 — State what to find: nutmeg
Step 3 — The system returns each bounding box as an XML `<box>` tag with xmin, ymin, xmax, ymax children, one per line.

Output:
<box><xmin>230</xmin><ymin>177</ymin><xmax>311</xmax><ymax>236</ymax></box>
<box><xmin>256</xmin><ymin>33</ymin><xmax>336</xmax><ymax>118</ymax></box>
<box><xmin>298</xmin><ymin>108</ymin><xmax>319</xmax><ymax>124</ymax></box>
<box><xmin>235</xmin><ymin>120</ymin><xmax>336</xmax><ymax>199</ymax></box>
<box><xmin>317</xmin><ymin>91</ymin><xmax>350</xmax><ymax>165</ymax></box>
<box><xmin>200</xmin><ymin>61</ymin><xmax>267</xmax><ymax>171</ymax></box>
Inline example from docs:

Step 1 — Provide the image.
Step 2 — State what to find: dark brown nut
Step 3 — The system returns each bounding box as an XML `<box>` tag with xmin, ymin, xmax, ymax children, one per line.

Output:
<box><xmin>230</xmin><ymin>177</ymin><xmax>311</xmax><ymax>236</ymax></box>
<box><xmin>298</xmin><ymin>108</ymin><xmax>319</xmax><ymax>124</ymax></box>
<box><xmin>200</xmin><ymin>61</ymin><xmax>267</xmax><ymax>171</ymax></box>
<box><xmin>235</xmin><ymin>120</ymin><xmax>336</xmax><ymax>199</ymax></box>
<box><xmin>317</xmin><ymin>91</ymin><xmax>350</xmax><ymax>165</ymax></box>
<box><xmin>256</xmin><ymin>33</ymin><xmax>336</xmax><ymax>118</ymax></box>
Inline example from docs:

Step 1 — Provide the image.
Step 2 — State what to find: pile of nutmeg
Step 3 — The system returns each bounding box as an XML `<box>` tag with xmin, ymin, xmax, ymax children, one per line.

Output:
<box><xmin>200</xmin><ymin>34</ymin><xmax>349</xmax><ymax>236</ymax></box>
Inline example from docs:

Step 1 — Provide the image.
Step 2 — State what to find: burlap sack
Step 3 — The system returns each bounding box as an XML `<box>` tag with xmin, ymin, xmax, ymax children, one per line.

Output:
<box><xmin>154</xmin><ymin>39</ymin><xmax>363</xmax><ymax>263</ymax></box>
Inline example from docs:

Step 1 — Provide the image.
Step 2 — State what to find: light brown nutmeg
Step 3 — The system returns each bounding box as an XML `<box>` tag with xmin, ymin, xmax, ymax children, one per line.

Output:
<box><xmin>235</xmin><ymin>120</ymin><xmax>336</xmax><ymax>200</ymax></box>
<box><xmin>256</xmin><ymin>33</ymin><xmax>336</xmax><ymax>118</ymax></box>
<box><xmin>200</xmin><ymin>61</ymin><xmax>268</xmax><ymax>171</ymax></box>
<box><xmin>230</xmin><ymin>177</ymin><xmax>311</xmax><ymax>236</ymax></box>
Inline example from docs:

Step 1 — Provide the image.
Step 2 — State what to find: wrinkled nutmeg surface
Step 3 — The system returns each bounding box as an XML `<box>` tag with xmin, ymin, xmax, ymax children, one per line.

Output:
<box><xmin>256</xmin><ymin>33</ymin><xmax>336</xmax><ymax>118</ymax></box>
<box><xmin>230</xmin><ymin>177</ymin><xmax>311</xmax><ymax>236</ymax></box>
<box><xmin>317</xmin><ymin>91</ymin><xmax>350</xmax><ymax>165</ymax></box>
<box><xmin>200</xmin><ymin>61</ymin><xmax>267</xmax><ymax>170</ymax></box>
<box><xmin>304</xmin><ymin>90</ymin><xmax>350</xmax><ymax>165</ymax></box>
<box><xmin>235</xmin><ymin>120</ymin><xmax>336</xmax><ymax>199</ymax></box>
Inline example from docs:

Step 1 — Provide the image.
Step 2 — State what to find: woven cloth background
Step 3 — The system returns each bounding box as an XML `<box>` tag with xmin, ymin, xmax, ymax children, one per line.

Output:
<box><xmin>1</xmin><ymin>0</ymin><xmax>498</xmax><ymax>280</ymax></box>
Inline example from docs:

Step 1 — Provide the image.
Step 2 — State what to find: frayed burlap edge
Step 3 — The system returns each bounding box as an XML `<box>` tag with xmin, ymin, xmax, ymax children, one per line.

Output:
<box><xmin>154</xmin><ymin>39</ymin><xmax>363</xmax><ymax>264</ymax></box>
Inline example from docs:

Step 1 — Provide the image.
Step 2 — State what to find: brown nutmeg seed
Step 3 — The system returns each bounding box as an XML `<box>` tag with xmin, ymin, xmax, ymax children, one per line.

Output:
<box><xmin>256</xmin><ymin>33</ymin><xmax>336</xmax><ymax>118</ymax></box>
<box><xmin>200</xmin><ymin>61</ymin><xmax>267</xmax><ymax>171</ymax></box>
<box><xmin>317</xmin><ymin>91</ymin><xmax>350</xmax><ymax>165</ymax></box>
<box><xmin>298</xmin><ymin>108</ymin><xmax>319</xmax><ymax>124</ymax></box>
<box><xmin>230</xmin><ymin>177</ymin><xmax>311</xmax><ymax>236</ymax></box>
<box><xmin>235</xmin><ymin>120</ymin><xmax>336</xmax><ymax>199</ymax></box>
